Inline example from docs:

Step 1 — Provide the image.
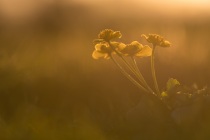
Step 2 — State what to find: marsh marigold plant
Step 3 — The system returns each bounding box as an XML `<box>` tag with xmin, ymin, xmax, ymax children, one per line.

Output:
<box><xmin>92</xmin><ymin>29</ymin><xmax>208</xmax><ymax>109</ymax></box>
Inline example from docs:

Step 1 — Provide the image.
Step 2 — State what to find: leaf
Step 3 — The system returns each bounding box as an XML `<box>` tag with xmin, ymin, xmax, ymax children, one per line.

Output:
<box><xmin>161</xmin><ymin>91</ymin><xmax>168</xmax><ymax>97</ymax></box>
<box><xmin>166</xmin><ymin>78</ymin><xmax>180</xmax><ymax>91</ymax></box>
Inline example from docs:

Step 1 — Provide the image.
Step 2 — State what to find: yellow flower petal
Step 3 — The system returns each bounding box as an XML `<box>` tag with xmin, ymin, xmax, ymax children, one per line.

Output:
<box><xmin>110</xmin><ymin>42</ymin><xmax>126</xmax><ymax>50</ymax></box>
<box><xmin>92</xmin><ymin>50</ymin><xmax>106</xmax><ymax>59</ymax></box>
<box><xmin>120</xmin><ymin>41</ymin><xmax>143</xmax><ymax>56</ymax></box>
<box><xmin>94</xmin><ymin>43</ymin><xmax>112</xmax><ymax>53</ymax></box>
<box><xmin>160</xmin><ymin>41</ymin><xmax>171</xmax><ymax>47</ymax></box>
<box><xmin>130</xmin><ymin>41</ymin><xmax>143</xmax><ymax>47</ymax></box>
<box><xmin>93</xmin><ymin>39</ymin><xmax>105</xmax><ymax>44</ymax></box>
<box><xmin>95</xmin><ymin>44</ymin><xmax>105</xmax><ymax>51</ymax></box>
<box><xmin>104</xmin><ymin>54</ymin><xmax>111</xmax><ymax>59</ymax></box>
<box><xmin>111</xmin><ymin>31</ymin><xmax>122</xmax><ymax>39</ymax></box>
<box><xmin>136</xmin><ymin>45</ymin><xmax>152</xmax><ymax>57</ymax></box>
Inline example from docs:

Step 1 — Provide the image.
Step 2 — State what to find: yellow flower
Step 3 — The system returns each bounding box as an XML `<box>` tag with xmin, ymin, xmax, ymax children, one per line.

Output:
<box><xmin>92</xmin><ymin>43</ymin><xmax>112</xmax><ymax>59</ymax></box>
<box><xmin>141</xmin><ymin>34</ymin><xmax>171</xmax><ymax>47</ymax></box>
<box><xmin>110</xmin><ymin>41</ymin><xmax>126</xmax><ymax>50</ymax></box>
<box><xmin>119</xmin><ymin>41</ymin><xmax>152</xmax><ymax>57</ymax></box>
<box><xmin>98</xmin><ymin>29</ymin><xmax>122</xmax><ymax>42</ymax></box>
<box><xmin>92</xmin><ymin>42</ymin><xmax>125</xmax><ymax>59</ymax></box>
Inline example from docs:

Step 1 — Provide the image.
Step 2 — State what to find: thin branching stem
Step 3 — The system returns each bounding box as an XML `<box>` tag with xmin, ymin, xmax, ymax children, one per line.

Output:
<box><xmin>131</xmin><ymin>57</ymin><xmax>155</xmax><ymax>95</ymax></box>
<box><xmin>110</xmin><ymin>55</ymin><xmax>149</xmax><ymax>93</ymax></box>
<box><xmin>108</xmin><ymin>42</ymin><xmax>148</xmax><ymax>88</ymax></box>
<box><xmin>151</xmin><ymin>45</ymin><xmax>160</xmax><ymax>96</ymax></box>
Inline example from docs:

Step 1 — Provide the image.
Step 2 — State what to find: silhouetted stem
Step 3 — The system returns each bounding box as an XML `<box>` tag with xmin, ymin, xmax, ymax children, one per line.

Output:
<box><xmin>151</xmin><ymin>45</ymin><xmax>160</xmax><ymax>96</ymax></box>
<box><xmin>131</xmin><ymin>57</ymin><xmax>155</xmax><ymax>95</ymax></box>
<box><xmin>110</xmin><ymin>55</ymin><xmax>149</xmax><ymax>93</ymax></box>
<box><xmin>108</xmin><ymin>42</ymin><xmax>149</xmax><ymax>90</ymax></box>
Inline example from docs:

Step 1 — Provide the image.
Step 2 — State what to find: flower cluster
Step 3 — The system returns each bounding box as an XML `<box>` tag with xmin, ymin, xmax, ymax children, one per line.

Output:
<box><xmin>92</xmin><ymin>29</ymin><xmax>155</xmax><ymax>59</ymax></box>
<box><xmin>92</xmin><ymin>29</ymin><xmax>172</xmax><ymax>96</ymax></box>
<box><xmin>91</xmin><ymin>29</ymin><xmax>209</xmax><ymax>114</ymax></box>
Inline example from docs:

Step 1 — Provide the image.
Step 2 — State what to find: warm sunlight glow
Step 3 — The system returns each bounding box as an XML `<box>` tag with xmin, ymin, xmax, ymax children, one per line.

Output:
<box><xmin>0</xmin><ymin>0</ymin><xmax>210</xmax><ymax>139</ymax></box>
<box><xmin>1</xmin><ymin>0</ymin><xmax>210</xmax><ymax>21</ymax></box>
<box><xmin>152</xmin><ymin>0</ymin><xmax>210</xmax><ymax>9</ymax></box>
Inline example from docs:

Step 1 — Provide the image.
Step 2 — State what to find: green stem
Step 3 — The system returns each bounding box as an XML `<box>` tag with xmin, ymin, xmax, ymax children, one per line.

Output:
<box><xmin>108</xmin><ymin>42</ymin><xmax>148</xmax><ymax>88</ymax></box>
<box><xmin>151</xmin><ymin>45</ymin><xmax>160</xmax><ymax>96</ymax></box>
<box><xmin>131</xmin><ymin>57</ymin><xmax>155</xmax><ymax>95</ymax></box>
<box><xmin>110</xmin><ymin>55</ymin><xmax>149</xmax><ymax>93</ymax></box>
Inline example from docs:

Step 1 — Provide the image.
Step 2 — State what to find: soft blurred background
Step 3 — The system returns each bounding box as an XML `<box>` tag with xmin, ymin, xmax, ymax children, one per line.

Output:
<box><xmin>0</xmin><ymin>0</ymin><xmax>210</xmax><ymax>139</ymax></box>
